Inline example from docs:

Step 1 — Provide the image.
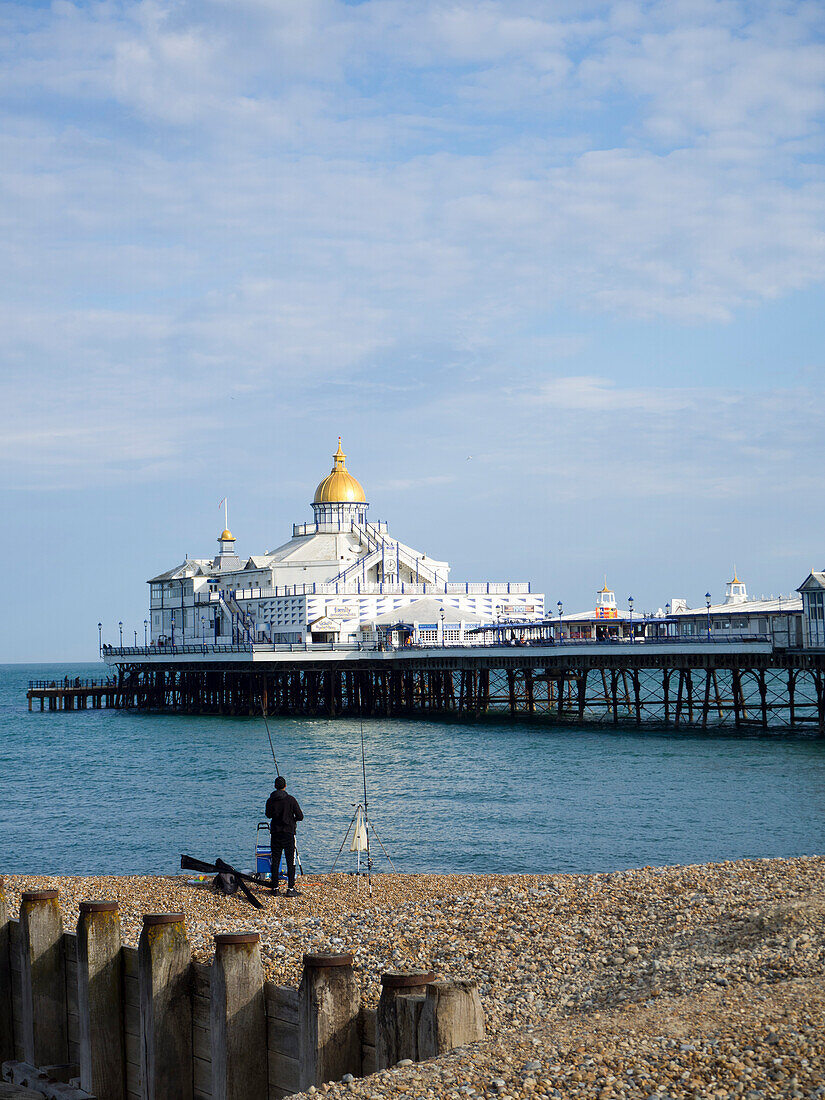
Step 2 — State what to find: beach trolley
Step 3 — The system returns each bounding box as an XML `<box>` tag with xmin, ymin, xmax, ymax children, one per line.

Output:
<box><xmin>256</xmin><ymin>820</ymin><xmax>274</xmax><ymax>879</ymax></box>
<box><xmin>255</xmin><ymin>820</ymin><xmax>304</xmax><ymax>883</ymax></box>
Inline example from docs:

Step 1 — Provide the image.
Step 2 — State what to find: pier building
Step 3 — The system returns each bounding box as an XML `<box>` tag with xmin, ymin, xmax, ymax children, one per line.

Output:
<box><xmin>798</xmin><ymin>569</ymin><xmax>825</xmax><ymax>648</ymax></box>
<box><xmin>666</xmin><ymin>573</ymin><xmax>803</xmax><ymax>647</ymax></box>
<box><xmin>147</xmin><ymin>440</ymin><xmax>543</xmax><ymax>649</ymax></box>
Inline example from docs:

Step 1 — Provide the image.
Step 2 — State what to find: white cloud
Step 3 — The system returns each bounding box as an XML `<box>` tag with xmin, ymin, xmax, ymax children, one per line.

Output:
<box><xmin>1</xmin><ymin>0</ymin><xmax>824</xmax><ymax>492</ymax></box>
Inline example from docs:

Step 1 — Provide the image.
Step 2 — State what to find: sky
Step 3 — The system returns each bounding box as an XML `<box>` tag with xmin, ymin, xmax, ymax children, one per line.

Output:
<box><xmin>2</xmin><ymin>0</ymin><xmax>825</xmax><ymax>660</ymax></box>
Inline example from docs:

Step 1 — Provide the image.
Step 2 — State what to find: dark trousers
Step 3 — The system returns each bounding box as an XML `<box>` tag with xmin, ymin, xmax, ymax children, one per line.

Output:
<box><xmin>270</xmin><ymin>831</ymin><xmax>296</xmax><ymax>888</ymax></box>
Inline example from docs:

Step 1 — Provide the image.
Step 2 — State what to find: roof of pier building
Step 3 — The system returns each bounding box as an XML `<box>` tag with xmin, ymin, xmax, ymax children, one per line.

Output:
<box><xmin>313</xmin><ymin>439</ymin><xmax>367</xmax><ymax>504</ymax></box>
<box><xmin>798</xmin><ymin>571</ymin><xmax>825</xmax><ymax>591</ymax></box>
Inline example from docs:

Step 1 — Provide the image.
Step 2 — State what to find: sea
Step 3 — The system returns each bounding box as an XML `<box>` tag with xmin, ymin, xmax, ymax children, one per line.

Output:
<box><xmin>2</xmin><ymin>663</ymin><xmax>824</xmax><ymax>878</ymax></box>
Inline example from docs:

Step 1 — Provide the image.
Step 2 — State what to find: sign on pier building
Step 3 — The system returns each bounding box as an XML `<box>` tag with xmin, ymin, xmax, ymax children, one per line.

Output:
<box><xmin>148</xmin><ymin>440</ymin><xmax>543</xmax><ymax>648</ymax></box>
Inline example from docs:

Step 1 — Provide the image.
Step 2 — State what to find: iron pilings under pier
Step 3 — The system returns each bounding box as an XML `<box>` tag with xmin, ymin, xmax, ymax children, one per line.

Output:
<box><xmin>96</xmin><ymin>648</ymin><xmax>825</xmax><ymax>733</ymax></box>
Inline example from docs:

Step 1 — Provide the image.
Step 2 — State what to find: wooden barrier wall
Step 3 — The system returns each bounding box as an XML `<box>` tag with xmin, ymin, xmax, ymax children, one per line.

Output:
<box><xmin>0</xmin><ymin>884</ymin><xmax>483</xmax><ymax>1100</ymax></box>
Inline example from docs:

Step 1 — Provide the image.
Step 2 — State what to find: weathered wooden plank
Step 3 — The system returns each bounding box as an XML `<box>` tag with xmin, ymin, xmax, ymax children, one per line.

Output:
<box><xmin>64</xmin><ymin>931</ymin><xmax>78</xmax><ymax>965</ymax></box>
<box><xmin>124</xmin><ymin>974</ymin><xmax>139</xmax><ymax>1007</ymax></box>
<box><xmin>269</xmin><ymin>1088</ymin><xmax>294</xmax><ymax>1100</ymax></box>
<box><xmin>67</xmin><ymin>1010</ymin><xmax>79</xmax><ymax>1044</ymax></box>
<box><xmin>122</xmin><ymin>945</ymin><xmax>139</xmax><ymax>978</ymax></box>
<box><xmin>66</xmin><ymin>978</ymin><xmax>79</xmax><ymax>1015</ymax></box>
<box><xmin>126</xmin><ymin>1057</ymin><xmax>141</xmax><ymax>1098</ymax></box>
<box><xmin>360</xmin><ymin>1008</ymin><xmax>376</xmax><ymax>1047</ymax></box>
<box><xmin>265</xmin><ymin>984</ymin><xmax>298</xmax><ymax>1023</ymax></box>
<box><xmin>193</xmin><ymin>1055</ymin><xmax>212</xmax><ymax>1097</ymax></box>
<box><xmin>124</xmin><ymin>1028</ymin><xmax>141</xmax><ymax>1066</ymax></box>
<box><xmin>192</xmin><ymin>961</ymin><xmax>211</xmax><ymax>998</ymax></box>
<box><xmin>266</xmin><ymin>1016</ymin><xmax>298</xmax><ymax>1058</ymax></box>
<box><xmin>124</xmin><ymin>1001</ymin><xmax>139</xmax><ymax>1036</ymax></box>
<box><xmin>9</xmin><ymin>920</ymin><xmax>21</xmax><ymax>972</ymax></box>
<box><xmin>267</xmin><ymin>1050</ymin><xmax>300</xmax><ymax>1095</ymax></box>
<box><xmin>193</xmin><ymin>1022</ymin><xmax>211</xmax><ymax>1062</ymax></box>
<box><xmin>362</xmin><ymin>1044</ymin><xmax>376</xmax><ymax>1077</ymax></box>
<box><xmin>192</xmin><ymin>993</ymin><xmax>210</xmax><ymax>1030</ymax></box>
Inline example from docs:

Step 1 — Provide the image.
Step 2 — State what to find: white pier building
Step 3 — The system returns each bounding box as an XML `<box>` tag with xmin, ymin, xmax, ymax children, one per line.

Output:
<box><xmin>148</xmin><ymin>441</ymin><xmax>543</xmax><ymax>648</ymax></box>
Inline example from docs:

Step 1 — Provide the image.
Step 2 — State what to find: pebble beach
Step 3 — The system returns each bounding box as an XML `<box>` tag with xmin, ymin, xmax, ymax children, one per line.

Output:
<box><xmin>4</xmin><ymin>855</ymin><xmax>824</xmax><ymax>1099</ymax></box>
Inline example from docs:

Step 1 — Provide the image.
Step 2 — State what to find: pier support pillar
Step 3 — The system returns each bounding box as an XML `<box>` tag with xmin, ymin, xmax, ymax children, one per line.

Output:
<box><xmin>417</xmin><ymin>979</ymin><xmax>485</xmax><ymax>1060</ymax></box>
<box><xmin>211</xmin><ymin>933</ymin><xmax>267</xmax><ymax>1100</ymax></box>
<box><xmin>298</xmin><ymin>953</ymin><xmax>360</xmax><ymax>1090</ymax></box>
<box><xmin>77</xmin><ymin>900</ymin><xmax>126</xmax><ymax>1100</ymax></box>
<box><xmin>376</xmin><ymin>971</ymin><xmax>435</xmax><ymax>1070</ymax></box>
<box><xmin>19</xmin><ymin>889</ymin><xmax>68</xmax><ymax>1068</ymax></box>
<box><xmin>139</xmin><ymin>913</ymin><xmax>193</xmax><ymax>1100</ymax></box>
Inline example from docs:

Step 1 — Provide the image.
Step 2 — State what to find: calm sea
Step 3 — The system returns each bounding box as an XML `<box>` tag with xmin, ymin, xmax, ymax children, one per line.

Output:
<box><xmin>2</xmin><ymin>663</ymin><xmax>824</xmax><ymax>877</ymax></box>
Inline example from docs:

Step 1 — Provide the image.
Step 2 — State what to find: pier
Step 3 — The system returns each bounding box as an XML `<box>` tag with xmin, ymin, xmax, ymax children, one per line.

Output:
<box><xmin>86</xmin><ymin>640</ymin><xmax>825</xmax><ymax>732</ymax></box>
<box><xmin>27</xmin><ymin>677</ymin><xmax>120</xmax><ymax>711</ymax></box>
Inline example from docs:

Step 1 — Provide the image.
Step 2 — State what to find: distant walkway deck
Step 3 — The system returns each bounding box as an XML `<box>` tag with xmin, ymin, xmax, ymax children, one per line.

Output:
<box><xmin>27</xmin><ymin>678</ymin><xmax>119</xmax><ymax>711</ymax></box>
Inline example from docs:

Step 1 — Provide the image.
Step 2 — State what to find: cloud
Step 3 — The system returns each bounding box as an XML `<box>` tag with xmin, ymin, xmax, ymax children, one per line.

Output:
<box><xmin>1</xmin><ymin>0</ymin><xmax>825</xmax><ymax>492</ymax></box>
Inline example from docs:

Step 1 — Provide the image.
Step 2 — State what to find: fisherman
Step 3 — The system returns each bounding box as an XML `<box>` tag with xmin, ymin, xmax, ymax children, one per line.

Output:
<box><xmin>265</xmin><ymin>776</ymin><xmax>304</xmax><ymax>896</ymax></box>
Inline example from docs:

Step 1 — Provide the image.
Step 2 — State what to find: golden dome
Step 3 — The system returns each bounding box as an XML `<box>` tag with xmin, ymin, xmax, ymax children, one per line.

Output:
<box><xmin>220</xmin><ymin>529</ymin><xmax>234</xmax><ymax>541</ymax></box>
<box><xmin>313</xmin><ymin>439</ymin><xmax>366</xmax><ymax>504</ymax></box>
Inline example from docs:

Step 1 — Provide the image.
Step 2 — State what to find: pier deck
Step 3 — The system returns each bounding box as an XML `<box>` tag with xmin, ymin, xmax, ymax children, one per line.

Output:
<box><xmin>27</xmin><ymin>678</ymin><xmax>119</xmax><ymax>711</ymax></box>
<box><xmin>87</xmin><ymin>641</ymin><xmax>825</xmax><ymax>732</ymax></box>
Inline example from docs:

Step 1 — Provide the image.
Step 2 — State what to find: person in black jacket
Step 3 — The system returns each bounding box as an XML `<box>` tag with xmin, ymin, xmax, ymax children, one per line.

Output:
<box><xmin>265</xmin><ymin>776</ymin><xmax>304</xmax><ymax>896</ymax></box>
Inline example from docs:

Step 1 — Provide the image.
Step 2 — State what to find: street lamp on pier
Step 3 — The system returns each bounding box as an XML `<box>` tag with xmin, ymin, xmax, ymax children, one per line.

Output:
<box><xmin>628</xmin><ymin>597</ymin><xmax>634</xmax><ymax>642</ymax></box>
<box><xmin>705</xmin><ymin>593</ymin><xmax>712</xmax><ymax>641</ymax></box>
<box><xmin>144</xmin><ymin>619</ymin><xmax>148</xmax><ymax>647</ymax></box>
<box><xmin>557</xmin><ymin>600</ymin><xmax>563</xmax><ymax>642</ymax></box>
<box><xmin>118</xmin><ymin>620</ymin><xmax>123</xmax><ymax>647</ymax></box>
<box><xmin>133</xmin><ymin>629</ymin><xmax>137</xmax><ymax>646</ymax></box>
<box><xmin>201</xmin><ymin>617</ymin><xmax>206</xmax><ymax>653</ymax></box>
<box><xmin>171</xmin><ymin>612</ymin><xmax>175</xmax><ymax>647</ymax></box>
<box><xmin>440</xmin><ymin>608</ymin><xmax>445</xmax><ymax>647</ymax></box>
<box><xmin>98</xmin><ymin>622</ymin><xmax>102</xmax><ymax>656</ymax></box>
<box><xmin>665</xmin><ymin>602</ymin><xmax>670</xmax><ymax>640</ymax></box>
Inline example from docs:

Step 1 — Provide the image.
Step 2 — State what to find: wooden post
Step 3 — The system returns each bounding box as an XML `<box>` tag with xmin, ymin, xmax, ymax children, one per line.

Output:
<box><xmin>0</xmin><ymin>876</ymin><xmax>14</xmax><ymax>1063</ymax></box>
<box><xmin>139</xmin><ymin>913</ymin><xmax>192</xmax><ymax>1100</ymax></box>
<box><xmin>376</xmin><ymin>971</ymin><xmax>435</xmax><ymax>1071</ymax></box>
<box><xmin>417</xmin><ymin>979</ymin><xmax>485</xmax><ymax>1060</ymax></box>
<box><xmin>19</xmin><ymin>889</ymin><xmax>68</xmax><ymax>1067</ymax></box>
<box><xmin>211</xmin><ymin>933</ymin><xmax>266</xmax><ymax>1100</ymax></box>
<box><xmin>298</xmin><ymin>952</ymin><xmax>360</xmax><ymax>1090</ymax></box>
<box><xmin>77</xmin><ymin>900</ymin><xmax>126</xmax><ymax>1100</ymax></box>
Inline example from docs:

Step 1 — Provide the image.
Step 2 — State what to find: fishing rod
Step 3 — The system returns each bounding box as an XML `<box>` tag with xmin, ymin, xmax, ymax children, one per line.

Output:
<box><xmin>360</xmin><ymin>705</ymin><xmax>372</xmax><ymax>895</ymax></box>
<box><xmin>259</xmin><ymin>685</ymin><xmax>280</xmax><ymax>777</ymax></box>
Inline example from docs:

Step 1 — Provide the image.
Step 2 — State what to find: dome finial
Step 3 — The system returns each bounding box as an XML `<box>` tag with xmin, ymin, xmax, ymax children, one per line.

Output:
<box><xmin>313</xmin><ymin>438</ymin><xmax>366</xmax><ymax>504</ymax></box>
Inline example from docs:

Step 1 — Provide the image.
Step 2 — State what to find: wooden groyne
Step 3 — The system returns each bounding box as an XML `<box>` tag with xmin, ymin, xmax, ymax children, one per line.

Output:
<box><xmin>0</xmin><ymin>878</ymin><xmax>483</xmax><ymax>1100</ymax></box>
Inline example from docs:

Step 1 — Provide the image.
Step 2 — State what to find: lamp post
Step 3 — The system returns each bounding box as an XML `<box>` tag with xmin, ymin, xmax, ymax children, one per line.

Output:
<box><xmin>557</xmin><ymin>600</ymin><xmax>563</xmax><ymax>643</ymax></box>
<box><xmin>118</xmin><ymin>620</ymin><xmax>123</xmax><ymax>647</ymax></box>
<box><xmin>665</xmin><ymin>601</ymin><xmax>670</xmax><ymax>640</ymax></box>
<box><xmin>440</xmin><ymin>608</ymin><xmax>445</xmax><ymax>647</ymax></box>
<box><xmin>628</xmin><ymin>596</ymin><xmax>634</xmax><ymax>642</ymax></box>
<box><xmin>705</xmin><ymin>592</ymin><xmax>712</xmax><ymax>641</ymax></box>
<box><xmin>144</xmin><ymin>619</ymin><xmax>148</xmax><ymax>647</ymax></box>
<box><xmin>133</xmin><ymin>629</ymin><xmax>137</xmax><ymax>647</ymax></box>
<box><xmin>201</xmin><ymin>617</ymin><xmax>206</xmax><ymax>653</ymax></box>
<box><xmin>98</xmin><ymin>622</ymin><xmax>102</xmax><ymax>656</ymax></box>
<box><xmin>171</xmin><ymin>611</ymin><xmax>175</xmax><ymax>647</ymax></box>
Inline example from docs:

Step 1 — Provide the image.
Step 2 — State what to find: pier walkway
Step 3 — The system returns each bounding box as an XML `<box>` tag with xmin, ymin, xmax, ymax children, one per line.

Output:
<box><xmin>27</xmin><ymin>677</ymin><xmax>120</xmax><ymax>711</ymax></box>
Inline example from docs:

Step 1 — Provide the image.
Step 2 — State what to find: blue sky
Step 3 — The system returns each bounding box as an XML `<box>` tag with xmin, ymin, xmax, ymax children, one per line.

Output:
<box><xmin>2</xmin><ymin>0</ymin><xmax>825</xmax><ymax>660</ymax></box>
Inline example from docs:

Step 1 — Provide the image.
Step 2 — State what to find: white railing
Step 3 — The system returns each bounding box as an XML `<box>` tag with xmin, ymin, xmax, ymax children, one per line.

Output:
<box><xmin>189</xmin><ymin>580</ymin><xmax>534</xmax><ymax>602</ymax></box>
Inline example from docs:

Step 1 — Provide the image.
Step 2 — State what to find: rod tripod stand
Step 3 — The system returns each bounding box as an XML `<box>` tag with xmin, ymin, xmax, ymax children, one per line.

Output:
<box><xmin>330</xmin><ymin>803</ymin><xmax>396</xmax><ymax>892</ymax></box>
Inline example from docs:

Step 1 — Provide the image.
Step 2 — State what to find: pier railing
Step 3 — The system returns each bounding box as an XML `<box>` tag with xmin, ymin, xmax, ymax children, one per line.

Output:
<box><xmin>100</xmin><ymin>634</ymin><xmax>780</xmax><ymax>659</ymax></box>
<box><xmin>27</xmin><ymin>677</ymin><xmax>116</xmax><ymax>689</ymax></box>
